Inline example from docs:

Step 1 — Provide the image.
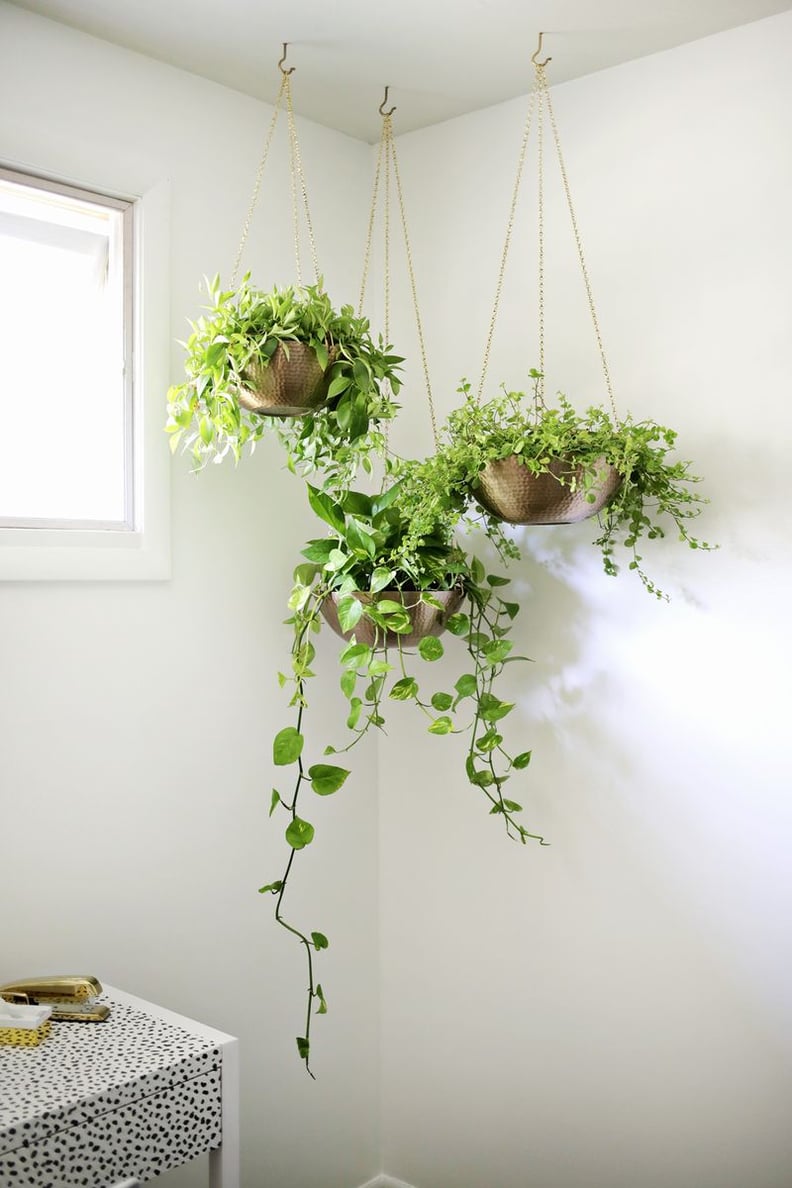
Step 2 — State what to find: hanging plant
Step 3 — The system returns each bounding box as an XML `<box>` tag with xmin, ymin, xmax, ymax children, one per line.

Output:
<box><xmin>260</xmin><ymin>460</ymin><xmax>545</xmax><ymax>1076</ymax></box>
<box><xmin>166</xmin><ymin>49</ymin><xmax>406</xmax><ymax>491</ymax></box>
<box><xmin>438</xmin><ymin>372</ymin><xmax>714</xmax><ymax>599</ymax></box>
<box><xmin>166</xmin><ymin>275</ymin><xmax>402</xmax><ymax>487</ymax></box>
<box><xmin>439</xmin><ymin>40</ymin><xmax>712</xmax><ymax>599</ymax></box>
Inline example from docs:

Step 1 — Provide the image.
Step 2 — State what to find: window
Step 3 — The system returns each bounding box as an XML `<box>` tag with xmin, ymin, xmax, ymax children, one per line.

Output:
<box><xmin>0</xmin><ymin>167</ymin><xmax>170</xmax><ymax>580</ymax></box>
<box><xmin>0</xmin><ymin>169</ymin><xmax>133</xmax><ymax>529</ymax></box>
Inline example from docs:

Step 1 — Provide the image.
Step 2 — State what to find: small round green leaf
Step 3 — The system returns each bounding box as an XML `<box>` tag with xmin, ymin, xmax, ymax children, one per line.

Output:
<box><xmin>340</xmin><ymin>642</ymin><xmax>372</xmax><ymax>670</ymax></box>
<box><xmin>369</xmin><ymin>567</ymin><xmax>395</xmax><ymax>593</ymax></box>
<box><xmin>479</xmin><ymin>694</ymin><xmax>514</xmax><ymax>722</ymax></box>
<box><xmin>389</xmin><ymin>676</ymin><xmax>418</xmax><ymax>700</ymax></box>
<box><xmin>273</xmin><ymin>726</ymin><xmax>304</xmax><ymax>766</ymax></box>
<box><xmin>454</xmin><ymin>674</ymin><xmax>477</xmax><ymax>698</ymax></box>
<box><xmin>338</xmin><ymin>595</ymin><xmax>364</xmax><ymax>632</ymax></box>
<box><xmin>418</xmin><ymin>636</ymin><xmax>444</xmax><ymax>661</ymax></box>
<box><xmin>308</xmin><ymin>764</ymin><xmax>351</xmax><ymax>796</ymax></box>
<box><xmin>286</xmin><ymin>816</ymin><xmax>315</xmax><ymax>849</ymax></box>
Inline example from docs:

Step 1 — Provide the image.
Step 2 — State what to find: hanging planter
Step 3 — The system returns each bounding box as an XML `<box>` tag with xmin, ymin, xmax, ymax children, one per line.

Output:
<box><xmin>320</xmin><ymin>586</ymin><xmax>464</xmax><ymax>647</ymax></box>
<box><xmin>237</xmin><ymin>341</ymin><xmax>338</xmax><ymax>418</ymax></box>
<box><xmin>435</xmin><ymin>375</ymin><xmax>713</xmax><ymax>599</ymax></box>
<box><xmin>440</xmin><ymin>37</ymin><xmax>713</xmax><ymax>596</ymax></box>
<box><xmin>476</xmin><ymin>453</ymin><xmax>621</xmax><ymax>525</ymax></box>
<box><xmin>263</xmin><ymin>462</ymin><xmax>546</xmax><ymax>1078</ymax></box>
<box><xmin>166</xmin><ymin>276</ymin><xmax>401</xmax><ymax>475</ymax></box>
<box><xmin>166</xmin><ymin>46</ymin><xmax>402</xmax><ymax>486</ymax></box>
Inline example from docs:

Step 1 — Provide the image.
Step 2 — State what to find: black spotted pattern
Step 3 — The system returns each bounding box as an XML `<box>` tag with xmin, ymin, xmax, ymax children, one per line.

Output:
<box><xmin>0</xmin><ymin>996</ymin><xmax>223</xmax><ymax>1186</ymax></box>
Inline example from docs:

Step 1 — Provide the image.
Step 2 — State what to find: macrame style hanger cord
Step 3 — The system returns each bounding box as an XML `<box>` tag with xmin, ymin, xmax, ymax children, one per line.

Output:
<box><xmin>358</xmin><ymin>87</ymin><xmax>440</xmax><ymax>450</ymax></box>
<box><xmin>476</xmin><ymin>33</ymin><xmax>620</xmax><ymax>426</ymax></box>
<box><xmin>230</xmin><ymin>43</ymin><xmax>320</xmax><ymax>289</ymax></box>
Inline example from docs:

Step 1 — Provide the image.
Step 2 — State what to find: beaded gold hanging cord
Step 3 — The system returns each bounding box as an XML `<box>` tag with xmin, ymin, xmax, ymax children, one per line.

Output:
<box><xmin>230</xmin><ymin>43</ymin><xmax>320</xmax><ymax>289</ymax></box>
<box><xmin>476</xmin><ymin>33</ymin><xmax>620</xmax><ymax>426</ymax></box>
<box><xmin>358</xmin><ymin>87</ymin><xmax>439</xmax><ymax>451</ymax></box>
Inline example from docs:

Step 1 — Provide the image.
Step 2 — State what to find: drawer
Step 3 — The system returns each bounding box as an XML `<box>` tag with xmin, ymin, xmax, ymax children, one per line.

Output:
<box><xmin>0</xmin><ymin>1067</ymin><xmax>222</xmax><ymax>1187</ymax></box>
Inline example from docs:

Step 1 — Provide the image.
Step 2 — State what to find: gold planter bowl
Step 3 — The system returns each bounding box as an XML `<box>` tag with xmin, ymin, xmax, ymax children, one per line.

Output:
<box><xmin>476</xmin><ymin>454</ymin><xmax>622</xmax><ymax>525</ymax></box>
<box><xmin>321</xmin><ymin>588</ymin><xmax>465</xmax><ymax>649</ymax></box>
<box><xmin>237</xmin><ymin>342</ymin><xmax>336</xmax><ymax>418</ymax></box>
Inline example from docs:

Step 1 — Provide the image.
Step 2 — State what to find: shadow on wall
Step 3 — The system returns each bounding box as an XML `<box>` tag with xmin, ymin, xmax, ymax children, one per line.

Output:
<box><xmin>469</xmin><ymin>432</ymin><xmax>792</xmax><ymax>1052</ymax></box>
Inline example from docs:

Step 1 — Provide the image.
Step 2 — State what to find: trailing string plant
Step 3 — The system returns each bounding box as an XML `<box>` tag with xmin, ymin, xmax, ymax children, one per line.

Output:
<box><xmin>439</xmin><ymin>371</ymin><xmax>715</xmax><ymax>600</ymax></box>
<box><xmin>166</xmin><ymin>45</ymin><xmax>403</xmax><ymax>493</ymax></box>
<box><xmin>260</xmin><ymin>460</ymin><xmax>546</xmax><ymax>1076</ymax></box>
<box><xmin>165</xmin><ymin>274</ymin><xmax>402</xmax><ymax>489</ymax></box>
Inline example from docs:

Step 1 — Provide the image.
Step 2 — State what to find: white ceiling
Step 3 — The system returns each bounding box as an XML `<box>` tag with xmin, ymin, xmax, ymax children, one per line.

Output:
<box><xmin>8</xmin><ymin>0</ymin><xmax>792</xmax><ymax>142</ymax></box>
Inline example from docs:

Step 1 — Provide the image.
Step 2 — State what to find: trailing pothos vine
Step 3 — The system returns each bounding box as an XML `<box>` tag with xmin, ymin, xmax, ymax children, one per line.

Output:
<box><xmin>259</xmin><ymin>469</ymin><xmax>546</xmax><ymax>1076</ymax></box>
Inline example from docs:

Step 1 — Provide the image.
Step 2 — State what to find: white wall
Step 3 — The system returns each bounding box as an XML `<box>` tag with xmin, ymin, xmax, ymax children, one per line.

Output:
<box><xmin>3</xmin><ymin>6</ymin><xmax>792</xmax><ymax>1188</ymax></box>
<box><xmin>379</xmin><ymin>12</ymin><xmax>792</xmax><ymax>1188</ymax></box>
<box><xmin>0</xmin><ymin>6</ymin><xmax>381</xmax><ymax>1187</ymax></box>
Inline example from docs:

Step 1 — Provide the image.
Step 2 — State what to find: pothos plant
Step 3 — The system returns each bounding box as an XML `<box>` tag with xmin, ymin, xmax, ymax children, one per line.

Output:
<box><xmin>165</xmin><ymin>274</ymin><xmax>403</xmax><ymax>490</ymax></box>
<box><xmin>439</xmin><ymin>371</ymin><xmax>715</xmax><ymax>599</ymax></box>
<box><xmin>259</xmin><ymin>461</ymin><xmax>546</xmax><ymax>1076</ymax></box>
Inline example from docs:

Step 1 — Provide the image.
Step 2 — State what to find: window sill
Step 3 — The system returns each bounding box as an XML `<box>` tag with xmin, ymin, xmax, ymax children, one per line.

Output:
<box><xmin>0</xmin><ymin>524</ymin><xmax>169</xmax><ymax>581</ymax></box>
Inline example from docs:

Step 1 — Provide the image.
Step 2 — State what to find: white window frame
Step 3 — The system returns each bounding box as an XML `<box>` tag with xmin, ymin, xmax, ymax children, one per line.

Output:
<box><xmin>0</xmin><ymin>165</ymin><xmax>170</xmax><ymax>581</ymax></box>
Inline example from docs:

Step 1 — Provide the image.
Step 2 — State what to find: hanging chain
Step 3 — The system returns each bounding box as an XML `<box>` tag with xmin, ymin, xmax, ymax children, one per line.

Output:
<box><xmin>286</xmin><ymin>76</ymin><xmax>303</xmax><ymax>285</ymax></box>
<box><xmin>388</xmin><ymin>122</ymin><xmax>438</xmax><ymax>447</ymax></box>
<box><xmin>358</xmin><ymin>103</ymin><xmax>438</xmax><ymax>449</ymax></box>
<box><xmin>537</xmin><ymin>63</ymin><xmax>619</xmax><ymax>423</ymax></box>
<box><xmin>384</xmin><ymin>120</ymin><xmax>392</xmax><ymax>357</ymax></box>
<box><xmin>230</xmin><ymin>73</ymin><xmax>288</xmax><ymax>287</ymax></box>
<box><xmin>477</xmin><ymin>52</ymin><xmax>619</xmax><ymax>423</ymax></box>
<box><xmin>381</xmin><ymin>117</ymin><xmax>393</xmax><ymax>454</ymax></box>
<box><xmin>231</xmin><ymin>54</ymin><xmax>320</xmax><ymax>290</ymax></box>
<box><xmin>536</xmin><ymin>79</ymin><xmax>545</xmax><ymax>405</ymax></box>
<box><xmin>358</xmin><ymin>132</ymin><xmax>386</xmax><ymax>316</ymax></box>
<box><xmin>476</xmin><ymin>85</ymin><xmax>538</xmax><ymax>403</ymax></box>
<box><xmin>284</xmin><ymin>71</ymin><xmax>320</xmax><ymax>285</ymax></box>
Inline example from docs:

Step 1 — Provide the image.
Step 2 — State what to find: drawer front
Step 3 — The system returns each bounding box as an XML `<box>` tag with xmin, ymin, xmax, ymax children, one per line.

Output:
<box><xmin>0</xmin><ymin>1068</ymin><xmax>222</xmax><ymax>1186</ymax></box>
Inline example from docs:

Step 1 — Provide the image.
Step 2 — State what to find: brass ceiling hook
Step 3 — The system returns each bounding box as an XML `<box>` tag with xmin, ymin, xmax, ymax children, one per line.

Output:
<box><xmin>531</xmin><ymin>31</ymin><xmax>552</xmax><ymax>68</ymax></box>
<box><xmin>379</xmin><ymin>85</ymin><xmax>397</xmax><ymax>117</ymax></box>
<box><xmin>278</xmin><ymin>42</ymin><xmax>295</xmax><ymax>75</ymax></box>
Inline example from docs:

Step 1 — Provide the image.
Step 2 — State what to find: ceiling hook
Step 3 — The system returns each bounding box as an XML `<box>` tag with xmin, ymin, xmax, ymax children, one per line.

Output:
<box><xmin>379</xmin><ymin>85</ymin><xmax>397</xmax><ymax>117</ymax></box>
<box><xmin>531</xmin><ymin>32</ymin><xmax>552</xmax><ymax>68</ymax></box>
<box><xmin>278</xmin><ymin>42</ymin><xmax>295</xmax><ymax>75</ymax></box>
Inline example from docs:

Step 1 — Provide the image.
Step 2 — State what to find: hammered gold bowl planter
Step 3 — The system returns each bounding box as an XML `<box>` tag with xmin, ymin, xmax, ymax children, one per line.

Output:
<box><xmin>321</xmin><ymin>588</ymin><xmax>465</xmax><ymax>649</ymax></box>
<box><xmin>476</xmin><ymin>453</ymin><xmax>622</xmax><ymax>525</ymax></box>
<box><xmin>237</xmin><ymin>342</ymin><xmax>335</xmax><ymax>418</ymax></box>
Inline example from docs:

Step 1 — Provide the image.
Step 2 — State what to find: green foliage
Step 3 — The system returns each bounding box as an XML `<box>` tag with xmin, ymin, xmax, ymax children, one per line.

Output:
<box><xmin>273</xmin><ymin>726</ymin><xmax>303</xmax><ymax>765</ymax></box>
<box><xmin>437</xmin><ymin>372</ymin><xmax>715</xmax><ymax>598</ymax></box>
<box><xmin>170</xmin><ymin>280</ymin><xmax>714</xmax><ymax>1078</ymax></box>
<box><xmin>165</xmin><ymin>274</ymin><xmax>402</xmax><ymax>489</ymax></box>
<box><xmin>308</xmin><ymin>764</ymin><xmax>350</xmax><ymax>795</ymax></box>
<box><xmin>267</xmin><ymin>467</ymin><xmax>547</xmax><ymax>1075</ymax></box>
